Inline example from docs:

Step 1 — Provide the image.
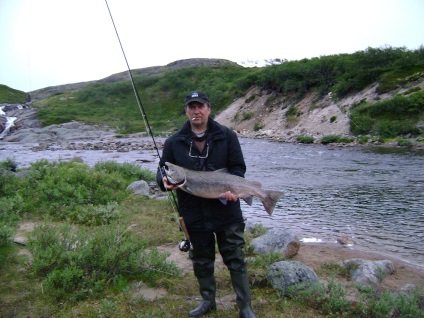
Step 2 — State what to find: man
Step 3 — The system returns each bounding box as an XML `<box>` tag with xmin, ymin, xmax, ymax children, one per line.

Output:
<box><xmin>156</xmin><ymin>91</ymin><xmax>257</xmax><ymax>318</ymax></box>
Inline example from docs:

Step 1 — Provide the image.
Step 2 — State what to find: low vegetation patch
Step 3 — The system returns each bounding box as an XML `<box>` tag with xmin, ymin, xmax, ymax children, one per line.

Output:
<box><xmin>1</xmin><ymin>159</ymin><xmax>423</xmax><ymax>317</ymax></box>
<box><xmin>297</xmin><ymin>135</ymin><xmax>315</xmax><ymax>144</ymax></box>
<box><xmin>0</xmin><ymin>84</ymin><xmax>29</xmax><ymax>103</ymax></box>
<box><xmin>320</xmin><ymin>135</ymin><xmax>354</xmax><ymax>145</ymax></box>
<box><xmin>349</xmin><ymin>91</ymin><xmax>424</xmax><ymax>138</ymax></box>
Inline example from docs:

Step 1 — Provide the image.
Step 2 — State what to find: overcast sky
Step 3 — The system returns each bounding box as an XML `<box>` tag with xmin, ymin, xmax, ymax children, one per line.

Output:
<box><xmin>1</xmin><ymin>0</ymin><xmax>423</xmax><ymax>93</ymax></box>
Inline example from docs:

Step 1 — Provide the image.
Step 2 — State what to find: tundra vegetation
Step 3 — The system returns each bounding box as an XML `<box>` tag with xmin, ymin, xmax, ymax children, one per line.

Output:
<box><xmin>17</xmin><ymin>46</ymin><xmax>424</xmax><ymax>142</ymax></box>
<box><xmin>1</xmin><ymin>46</ymin><xmax>424</xmax><ymax>316</ymax></box>
<box><xmin>1</xmin><ymin>159</ymin><xmax>423</xmax><ymax>317</ymax></box>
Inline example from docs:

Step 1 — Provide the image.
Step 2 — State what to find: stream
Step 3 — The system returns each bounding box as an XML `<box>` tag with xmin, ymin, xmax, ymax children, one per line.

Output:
<box><xmin>1</xmin><ymin>137</ymin><xmax>423</xmax><ymax>268</ymax></box>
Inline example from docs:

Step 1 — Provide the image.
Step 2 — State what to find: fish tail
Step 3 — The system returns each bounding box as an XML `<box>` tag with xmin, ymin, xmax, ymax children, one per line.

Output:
<box><xmin>261</xmin><ymin>190</ymin><xmax>284</xmax><ymax>215</ymax></box>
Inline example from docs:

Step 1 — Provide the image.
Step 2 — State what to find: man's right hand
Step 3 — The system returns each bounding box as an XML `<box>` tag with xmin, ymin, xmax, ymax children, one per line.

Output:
<box><xmin>162</xmin><ymin>177</ymin><xmax>178</xmax><ymax>190</ymax></box>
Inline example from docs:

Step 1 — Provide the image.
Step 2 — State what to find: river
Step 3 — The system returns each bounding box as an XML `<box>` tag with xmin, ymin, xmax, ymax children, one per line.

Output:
<box><xmin>1</xmin><ymin>137</ymin><xmax>423</xmax><ymax>268</ymax></box>
<box><xmin>239</xmin><ymin>138</ymin><xmax>424</xmax><ymax>268</ymax></box>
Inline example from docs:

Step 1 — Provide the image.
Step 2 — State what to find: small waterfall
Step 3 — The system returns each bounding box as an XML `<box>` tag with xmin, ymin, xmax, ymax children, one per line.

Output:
<box><xmin>0</xmin><ymin>116</ymin><xmax>17</xmax><ymax>139</ymax></box>
<box><xmin>0</xmin><ymin>104</ymin><xmax>21</xmax><ymax>139</ymax></box>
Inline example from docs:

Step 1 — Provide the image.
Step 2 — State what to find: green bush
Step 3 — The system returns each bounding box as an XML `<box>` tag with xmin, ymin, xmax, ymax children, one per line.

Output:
<box><xmin>253</xmin><ymin>121</ymin><xmax>264</xmax><ymax>131</ymax></box>
<box><xmin>297</xmin><ymin>135</ymin><xmax>315</xmax><ymax>144</ymax></box>
<box><xmin>0</xmin><ymin>195</ymin><xmax>24</xmax><ymax>226</ymax></box>
<box><xmin>290</xmin><ymin>280</ymin><xmax>354</xmax><ymax>316</ymax></box>
<box><xmin>358</xmin><ymin>135</ymin><xmax>370</xmax><ymax>144</ymax></box>
<box><xmin>17</xmin><ymin>160</ymin><xmax>153</xmax><ymax>222</ymax></box>
<box><xmin>94</xmin><ymin>161</ymin><xmax>154</xmax><ymax>182</ymax></box>
<box><xmin>286</xmin><ymin>105</ymin><xmax>299</xmax><ymax>117</ymax></box>
<box><xmin>320</xmin><ymin>135</ymin><xmax>353</xmax><ymax>144</ymax></box>
<box><xmin>242</xmin><ymin>112</ymin><xmax>253</xmax><ymax>121</ymax></box>
<box><xmin>376</xmin><ymin>119</ymin><xmax>420</xmax><ymax>138</ymax></box>
<box><xmin>0</xmin><ymin>158</ymin><xmax>18</xmax><ymax>172</ymax></box>
<box><xmin>0</xmin><ymin>224</ymin><xmax>14</xmax><ymax>247</ymax></box>
<box><xmin>350</xmin><ymin>91</ymin><xmax>424</xmax><ymax>138</ymax></box>
<box><xmin>28</xmin><ymin>222</ymin><xmax>179</xmax><ymax>301</ymax></box>
<box><xmin>68</xmin><ymin>202</ymin><xmax>121</xmax><ymax>226</ymax></box>
<box><xmin>397</xmin><ymin>139</ymin><xmax>413</xmax><ymax>147</ymax></box>
<box><xmin>0</xmin><ymin>168</ymin><xmax>22</xmax><ymax>197</ymax></box>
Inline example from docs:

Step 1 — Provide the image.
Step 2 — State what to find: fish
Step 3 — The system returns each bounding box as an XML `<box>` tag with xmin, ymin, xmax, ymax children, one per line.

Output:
<box><xmin>163</xmin><ymin>162</ymin><xmax>284</xmax><ymax>215</ymax></box>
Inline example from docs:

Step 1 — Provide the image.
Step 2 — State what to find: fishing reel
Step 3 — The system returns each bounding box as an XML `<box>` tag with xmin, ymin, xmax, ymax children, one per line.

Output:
<box><xmin>179</xmin><ymin>239</ymin><xmax>192</xmax><ymax>252</ymax></box>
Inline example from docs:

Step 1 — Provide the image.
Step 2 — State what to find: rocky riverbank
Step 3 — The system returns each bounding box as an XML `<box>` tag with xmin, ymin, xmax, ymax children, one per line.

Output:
<box><xmin>1</xmin><ymin>104</ymin><xmax>423</xmax><ymax>153</ymax></box>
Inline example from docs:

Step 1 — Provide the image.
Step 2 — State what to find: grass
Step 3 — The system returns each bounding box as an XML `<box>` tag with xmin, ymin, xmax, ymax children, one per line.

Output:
<box><xmin>0</xmin><ymin>84</ymin><xmax>29</xmax><ymax>103</ymax></box>
<box><xmin>31</xmin><ymin>65</ymin><xmax>248</xmax><ymax>134</ymax></box>
<box><xmin>1</xmin><ymin>159</ymin><xmax>423</xmax><ymax>317</ymax></box>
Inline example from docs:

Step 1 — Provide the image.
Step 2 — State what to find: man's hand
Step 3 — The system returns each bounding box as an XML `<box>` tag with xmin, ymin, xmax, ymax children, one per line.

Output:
<box><xmin>162</xmin><ymin>177</ymin><xmax>178</xmax><ymax>190</ymax></box>
<box><xmin>220</xmin><ymin>191</ymin><xmax>238</xmax><ymax>202</ymax></box>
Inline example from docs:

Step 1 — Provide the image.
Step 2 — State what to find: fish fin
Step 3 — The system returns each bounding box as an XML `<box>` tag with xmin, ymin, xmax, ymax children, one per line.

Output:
<box><xmin>219</xmin><ymin>198</ymin><xmax>228</xmax><ymax>205</ymax></box>
<box><xmin>261</xmin><ymin>190</ymin><xmax>284</xmax><ymax>216</ymax></box>
<box><xmin>183</xmin><ymin>185</ymin><xmax>193</xmax><ymax>194</ymax></box>
<box><xmin>251</xmin><ymin>180</ymin><xmax>262</xmax><ymax>187</ymax></box>
<box><xmin>242</xmin><ymin>196</ymin><xmax>253</xmax><ymax>206</ymax></box>
<box><xmin>215</xmin><ymin>168</ymin><xmax>229</xmax><ymax>173</ymax></box>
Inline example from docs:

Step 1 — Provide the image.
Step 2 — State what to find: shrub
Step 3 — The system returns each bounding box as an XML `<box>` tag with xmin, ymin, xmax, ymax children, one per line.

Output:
<box><xmin>28</xmin><ymin>223</ymin><xmax>179</xmax><ymax>301</ymax></box>
<box><xmin>397</xmin><ymin>139</ymin><xmax>413</xmax><ymax>147</ymax></box>
<box><xmin>289</xmin><ymin>280</ymin><xmax>354</xmax><ymax>316</ymax></box>
<box><xmin>0</xmin><ymin>224</ymin><xmax>14</xmax><ymax>247</ymax></box>
<box><xmin>376</xmin><ymin>119</ymin><xmax>420</xmax><ymax>138</ymax></box>
<box><xmin>320</xmin><ymin>135</ymin><xmax>353</xmax><ymax>144</ymax></box>
<box><xmin>242</xmin><ymin>112</ymin><xmax>253</xmax><ymax>121</ymax></box>
<box><xmin>20</xmin><ymin>160</ymin><xmax>153</xmax><ymax>221</ymax></box>
<box><xmin>0</xmin><ymin>158</ymin><xmax>18</xmax><ymax>172</ymax></box>
<box><xmin>68</xmin><ymin>202</ymin><xmax>121</xmax><ymax>226</ymax></box>
<box><xmin>297</xmin><ymin>135</ymin><xmax>315</xmax><ymax>144</ymax></box>
<box><xmin>253</xmin><ymin>121</ymin><xmax>264</xmax><ymax>131</ymax></box>
<box><xmin>94</xmin><ymin>161</ymin><xmax>155</xmax><ymax>182</ymax></box>
<box><xmin>0</xmin><ymin>195</ymin><xmax>24</xmax><ymax>226</ymax></box>
<box><xmin>286</xmin><ymin>105</ymin><xmax>299</xmax><ymax>117</ymax></box>
<box><xmin>358</xmin><ymin>135</ymin><xmax>369</xmax><ymax>144</ymax></box>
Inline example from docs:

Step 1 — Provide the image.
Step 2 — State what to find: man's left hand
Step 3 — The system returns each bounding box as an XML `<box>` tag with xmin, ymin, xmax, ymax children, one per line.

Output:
<box><xmin>220</xmin><ymin>191</ymin><xmax>238</xmax><ymax>201</ymax></box>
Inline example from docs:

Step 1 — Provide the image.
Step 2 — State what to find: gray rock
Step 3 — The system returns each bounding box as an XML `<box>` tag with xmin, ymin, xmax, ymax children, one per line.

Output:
<box><xmin>267</xmin><ymin>260</ymin><xmax>319</xmax><ymax>294</ymax></box>
<box><xmin>250</xmin><ymin>228</ymin><xmax>300</xmax><ymax>258</ymax></box>
<box><xmin>339</xmin><ymin>258</ymin><xmax>395</xmax><ymax>288</ymax></box>
<box><xmin>127</xmin><ymin>180</ymin><xmax>150</xmax><ymax>196</ymax></box>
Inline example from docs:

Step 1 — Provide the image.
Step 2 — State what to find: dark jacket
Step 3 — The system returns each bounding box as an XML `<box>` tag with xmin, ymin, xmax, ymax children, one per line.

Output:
<box><xmin>156</xmin><ymin>118</ymin><xmax>246</xmax><ymax>232</ymax></box>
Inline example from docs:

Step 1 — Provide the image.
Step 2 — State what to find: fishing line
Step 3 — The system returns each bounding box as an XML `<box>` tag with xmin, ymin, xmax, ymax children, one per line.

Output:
<box><xmin>104</xmin><ymin>0</ymin><xmax>190</xmax><ymax>250</ymax></box>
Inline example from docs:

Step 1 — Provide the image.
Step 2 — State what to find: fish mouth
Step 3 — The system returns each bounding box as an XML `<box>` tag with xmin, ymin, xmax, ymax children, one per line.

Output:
<box><xmin>164</xmin><ymin>164</ymin><xmax>185</xmax><ymax>186</ymax></box>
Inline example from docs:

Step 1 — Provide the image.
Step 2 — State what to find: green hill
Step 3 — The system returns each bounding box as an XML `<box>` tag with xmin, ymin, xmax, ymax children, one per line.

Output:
<box><xmin>0</xmin><ymin>84</ymin><xmax>29</xmax><ymax>104</ymax></box>
<box><xmin>20</xmin><ymin>47</ymin><xmax>424</xmax><ymax>139</ymax></box>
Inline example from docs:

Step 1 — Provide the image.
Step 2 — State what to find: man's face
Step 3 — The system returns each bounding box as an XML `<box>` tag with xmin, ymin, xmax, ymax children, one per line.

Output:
<box><xmin>185</xmin><ymin>102</ymin><xmax>211</xmax><ymax>128</ymax></box>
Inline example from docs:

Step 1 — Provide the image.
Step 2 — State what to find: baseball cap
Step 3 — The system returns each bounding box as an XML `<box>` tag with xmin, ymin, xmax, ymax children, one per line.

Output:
<box><xmin>185</xmin><ymin>91</ymin><xmax>210</xmax><ymax>106</ymax></box>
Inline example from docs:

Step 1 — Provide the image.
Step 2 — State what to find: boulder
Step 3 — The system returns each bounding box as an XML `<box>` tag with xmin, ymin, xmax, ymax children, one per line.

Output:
<box><xmin>339</xmin><ymin>258</ymin><xmax>395</xmax><ymax>288</ymax></box>
<box><xmin>267</xmin><ymin>260</ymin><xmax>319</xmax><ymax>294</ymax></box>
<box><xmin>250</xmin><ymin>228</ymin><xmax>300</xmax><ymax>258</ymax></box>
<box><xmin>126</xmin><ymin>180</ymin><xmax>150</xmax><ymax>196</ymax></box>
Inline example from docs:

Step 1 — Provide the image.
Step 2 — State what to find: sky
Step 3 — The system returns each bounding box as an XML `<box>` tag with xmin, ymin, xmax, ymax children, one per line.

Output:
<box><xmin>0</xmin><ymin>0</ymin><xmax>423</xmax><ymax>93</ymax></box>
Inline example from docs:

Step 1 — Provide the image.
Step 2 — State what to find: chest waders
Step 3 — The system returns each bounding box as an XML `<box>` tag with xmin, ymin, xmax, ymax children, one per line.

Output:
<box><xmin>188</xmin><ymin>223</ymin><xmax>257</xmax><ymax>317</ymax></box>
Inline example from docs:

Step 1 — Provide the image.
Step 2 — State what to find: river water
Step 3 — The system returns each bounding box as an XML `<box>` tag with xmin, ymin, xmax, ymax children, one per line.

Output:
<box><xmin>239</xmin><ymin>138</ymin><xmax>424</xmax><ymax>268</ymax></box>
<box><xmin>1</xmin><ymin>138</ymin><xmax>423</xmax><ymax>268</ymax></box>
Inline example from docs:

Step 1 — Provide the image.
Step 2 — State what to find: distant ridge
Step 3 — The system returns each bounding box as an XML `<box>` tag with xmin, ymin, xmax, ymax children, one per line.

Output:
<box><xmin>28</xmin><ymin>58</ymin><xmax>239</xmax><ymax>101</ymax></box>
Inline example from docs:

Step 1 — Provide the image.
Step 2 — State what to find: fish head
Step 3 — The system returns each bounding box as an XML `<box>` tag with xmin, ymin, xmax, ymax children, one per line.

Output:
<box><xmin>164</xmin><ymin>162</ymin><xmax>186</xmax><ymax>185</ymax></box>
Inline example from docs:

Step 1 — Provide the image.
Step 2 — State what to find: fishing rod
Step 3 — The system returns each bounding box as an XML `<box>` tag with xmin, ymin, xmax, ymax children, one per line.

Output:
<box><xmin>104</xmin><ymin>0</ymin><xmax>191</xmax><ymax>252</ymax></box>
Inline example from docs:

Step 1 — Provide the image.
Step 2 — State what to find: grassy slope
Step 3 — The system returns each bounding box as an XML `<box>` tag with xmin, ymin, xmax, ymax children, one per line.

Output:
<box><xmin>0</xmin><ymin>84</ymin><xmax>29</xmax><ymax>104</ymax></box>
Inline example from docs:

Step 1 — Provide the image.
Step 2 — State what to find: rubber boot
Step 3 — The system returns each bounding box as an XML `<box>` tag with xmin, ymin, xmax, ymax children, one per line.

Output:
<box><xmin>188</xmin><ymin>275</ymin><xmax>217</xmax><ymax>317</ymax></box>
<box><xmin>230</xmin><ymin>271</ymin><xmax>257</xmax><ymax>318</ymax></box>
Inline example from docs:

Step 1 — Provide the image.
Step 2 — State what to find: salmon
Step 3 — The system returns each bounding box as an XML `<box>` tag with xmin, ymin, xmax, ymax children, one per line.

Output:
<box><xmin>164</xmin><ymin>162</ymin><xmax>284</xmax><ymax>215</ymax></box>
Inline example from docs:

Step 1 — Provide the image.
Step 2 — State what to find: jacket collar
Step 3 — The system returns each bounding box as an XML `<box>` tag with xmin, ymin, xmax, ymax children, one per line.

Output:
<box><xmin>178</xmin><ymin>117</ymin><xmax>224</xmax><ymax>140</ymax></box>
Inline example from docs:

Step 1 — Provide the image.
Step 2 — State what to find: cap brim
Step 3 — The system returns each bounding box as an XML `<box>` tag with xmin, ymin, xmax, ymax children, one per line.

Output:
<box><xmin>185</xmin><ymin>98</ymin><xmax>209</xmax><ymax>106</ymax></box>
